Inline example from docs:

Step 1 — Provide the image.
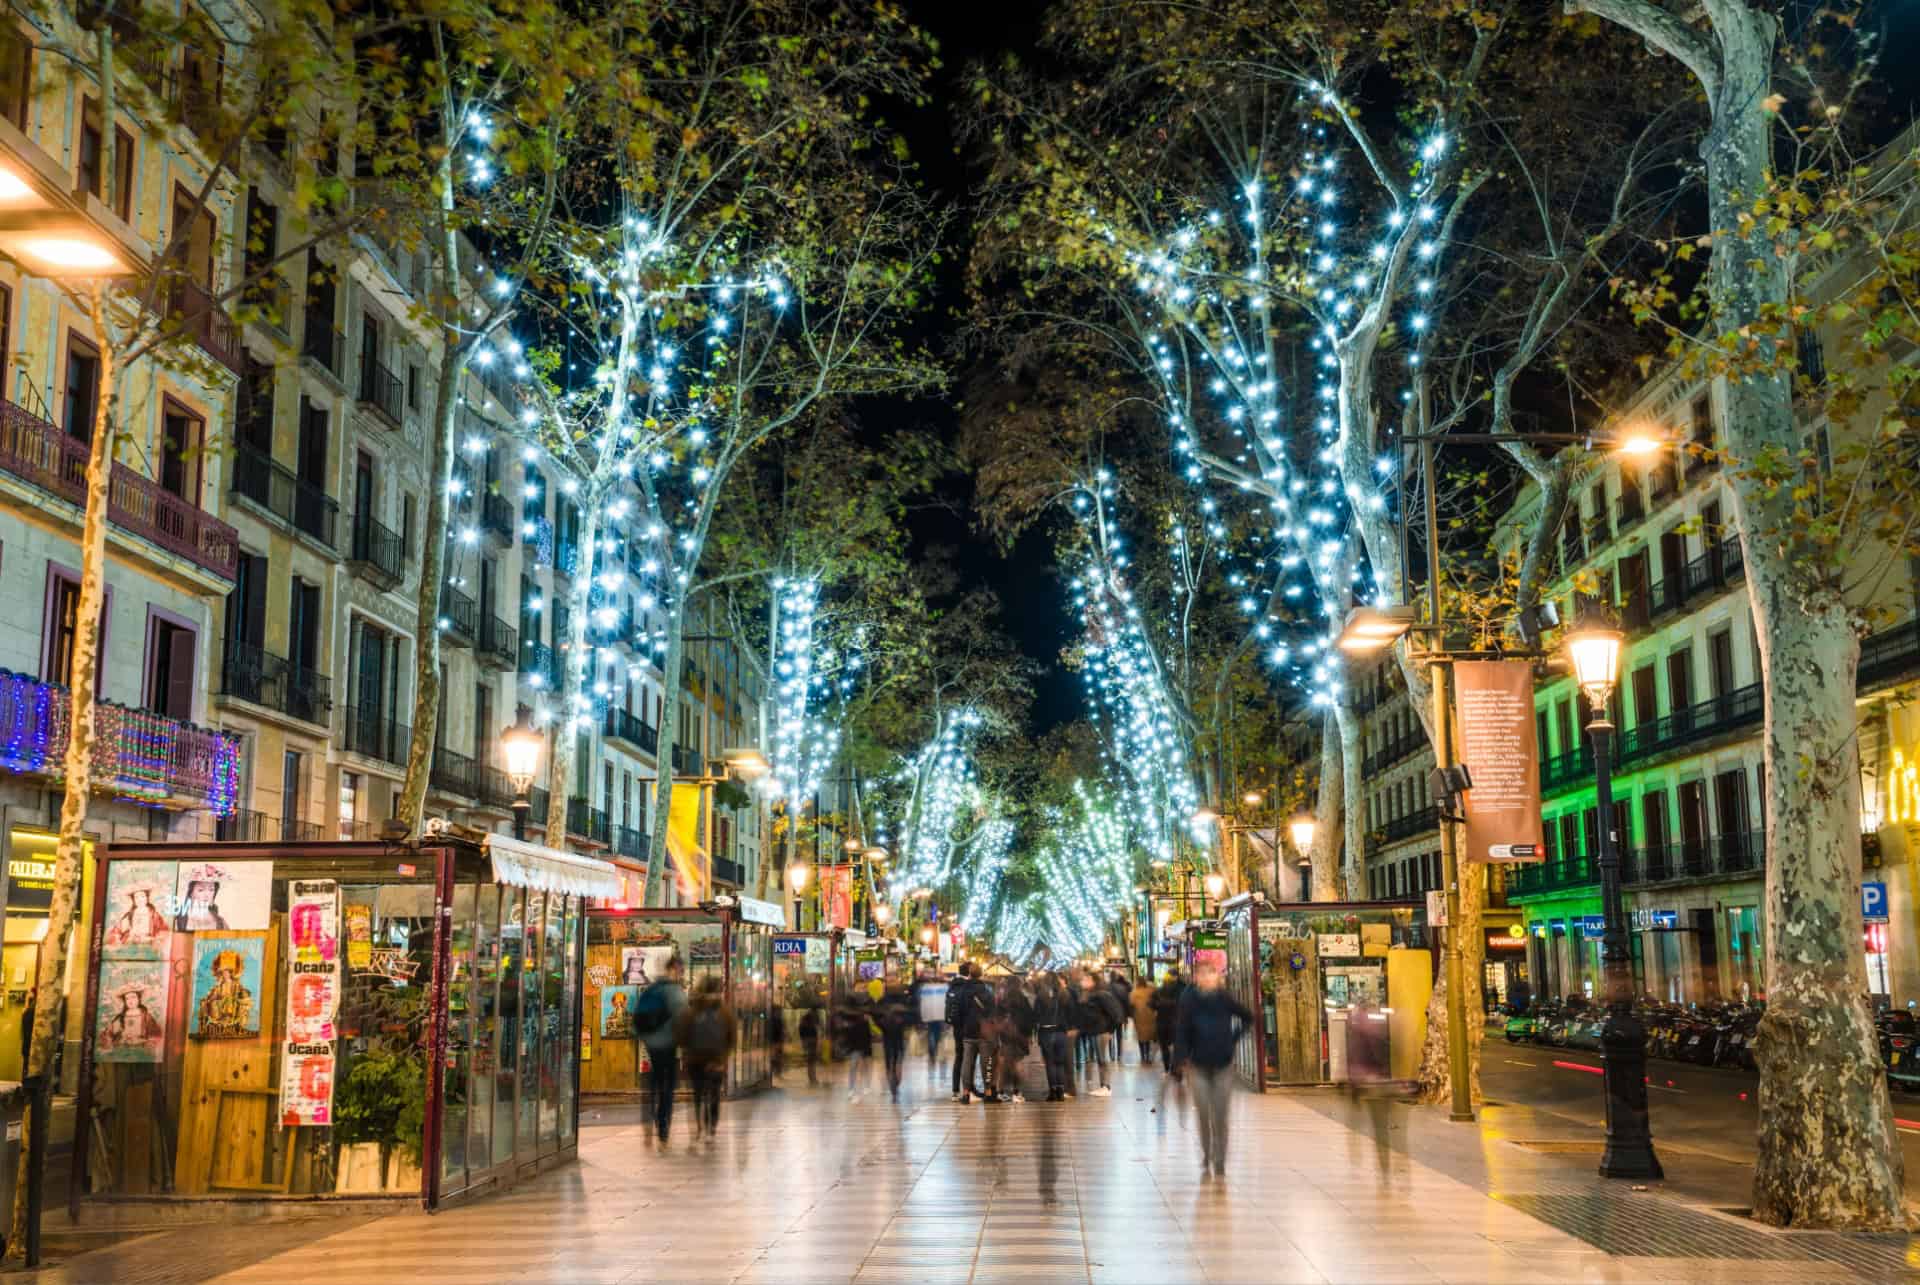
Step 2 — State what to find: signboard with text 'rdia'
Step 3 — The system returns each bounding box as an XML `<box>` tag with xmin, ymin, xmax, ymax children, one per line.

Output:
<box><xmin>1455</xmin><ymin>661</ymin><xmax>1546</xmax><ymax>864</ymax></box>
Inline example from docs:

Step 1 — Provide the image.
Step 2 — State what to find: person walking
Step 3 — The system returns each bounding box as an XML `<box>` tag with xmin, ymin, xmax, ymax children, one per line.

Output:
<box><xmin>1000</xmin><ymin>977</ymin><xmax>1035</xmax><ymax>1103</ymax></box>
<box><xmin>835</xmin><ymin>992</ymin><xmax>875</xmax><ymax>1100</ymax></box>
<box><xmin>914</xmin><ymin>969</ymin><xmax>949</xmax><ymax>1072</ymax></box>
<box><xmin>798</xmin><ymin>1003</ymin><xmax>822</xmax><ymax>1085</ymax></box>
<box><xmin>878</xmin><ymin>981</ymin><xmax>914</xmax><ymax>1102</ymax></box>
<box><xmin>635</xmin><ymin>958</ymin><xmax>688</xmax><ymax>1144</ymax></box>
<box><xmin>768</xmin><ymin>1004</ymin><xmax>787</xmax><ymax>1083</ymax></box>
<box><xmin>1130</xmin><ymin>976</ymin><xmax>1158</xmax><ymax>1066</ymax></box>
<box><xmin>1173</xmin><ymin>962</ymin><xmax>1253</xmax><ymax>1177</ymax></box>
<box><xmin>1033</xmin><ymin>974</ymin><xmax>1071</xmax><ymax>1101</ymax></box>
<box><xmin>1151</xmin><ymin>969</ymin><xmax>1185</xmax><ymax>1072</ymax></box>
<box><xmin>1079</xmin><ymin>972</ymin><xmax>1124</xmax><ymax>1096</ymax></box>
<box><xmin>1108</xmin><ymin>971</ymin><xmax>1133</xmax><ymax>1062</ymax></box>
<box><xmin>946</xmin><ymin>964</ymin><xmax>971</xmax><ymax>1098</ymax></box>
<box><xmin>957</xmin><ymin>964</ymin><xmax>993</xmax><ymax>1103</ymax></box>
<box><xmin>673</xmin><ymin>974</ymin><xmax>737</xmax><ymax>1141</ymax></box>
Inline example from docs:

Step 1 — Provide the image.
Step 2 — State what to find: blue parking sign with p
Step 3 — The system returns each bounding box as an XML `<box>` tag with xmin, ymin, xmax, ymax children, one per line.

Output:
<box><xmin>1862</xmin><ymin>881</ymin><xmax>1889</xmax><ymax>924</ymax></box>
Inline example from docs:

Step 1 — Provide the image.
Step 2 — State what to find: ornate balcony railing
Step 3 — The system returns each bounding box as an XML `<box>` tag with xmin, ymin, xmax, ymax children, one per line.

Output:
<box><xmin>229</xmin><ymin>445</ymin><xmax>337</xmax><ymax>548</ymax></box>
<box><xmin>0</xmin><ymin>668</ymin><xmax>238</xmax><ymax>811</ymax></box>
<box><xmin>478</xmin><ymin>614</ymin><xmax>518</xmax><ymax>669</ymax></box>
<box><xmin>0</xmin><ymin>397</ymin><xmax>238</xmax><ymax>581</ymax></box>
<box><xmin>712</xmin><ymin>856</ymin><xmax>745</xmax><ymax>888</ymax></box>
<box><xmin>215</xmin><ymin>809</ymin><xmax>322</xmax><ymax>842</ymax></box>
<box><xmin>164</xmin><ymin>279</ymin><xmax>245</xmax><ymax>376</ymax></box>
<box><xmin>566</xmin><ymin>797</ymin><xmax>610</xmax><ymax>845</ymax></box>
<box><xmin>430</xmin><ymin>745</ymin><xmax>479</xmax><ymax>798</ymax></box>
<box><xmin>218</xmin><ymin>640</ymin><xmax>330</xmax><ymax>725</ymax></box>
<box><xmin>481</xmin><ymin>492</ymin><xmax>514</xmax><ymax>544</ymax></box>
<box><xmin>439</xmin><ymin>584</ymin><xmax>477</xmax><ymax>645</ymax></box>
<box><xmin>348</xmin><ymin>510</ymin><xmax>403</xmax><ymax>587</ymax></box>
<box><xmin>358</xmin><ymin>356</ymin><xmax>405</xmax><ymax>428</ymax></box>
<box><xmin>341</xmin><ymin>704</ymin><xmax>409</xmax><ymax>766</ymax></box>
<box><xmin>301</xmin><ymin>315</ymin><xmax>343</xmax><ymax>377</ymax></box>
<box><xmin>614</xmin><ymin>825</ymin><xmax>647</xmax><ymax>859</ymax></box>
<box><xmin>604</xmin><ymin>707</ymin><xmax>658</xmax><ymax>755</ymax></box>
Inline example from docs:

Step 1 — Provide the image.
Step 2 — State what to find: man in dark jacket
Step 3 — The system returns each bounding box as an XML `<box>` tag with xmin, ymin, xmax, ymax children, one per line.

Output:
<box><xmin>1079</xmin><ymin>972</ymin><xmax>1125</xmax><ymax>1095</ymax></box>
<box><xmin>1174</xmin><ymin>963</ymin><xmax>1253</xmax><ymax>1176</ymax></box>
<box><xmin>1032</xmin><ymin>975</ymin><xmax>1071</xmax><ymax>1100</ymax></box>
<box><xmin>1151</xmin><ymin>971</ymin><xmax>1185</xmax><ymax>1072</ymax></box>
<box><xmin>956</xmin><ymin>965</ymin><xmax>995</xmax><ymax>1102</ymax></box>
<box><xmin>945</xmin><ymin>965</ymin><xmax>969</xmax><ymax>1098</ymax></box>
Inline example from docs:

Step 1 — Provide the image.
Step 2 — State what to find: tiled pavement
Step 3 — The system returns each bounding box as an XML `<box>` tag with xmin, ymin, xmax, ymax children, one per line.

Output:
<box><xmin>22</xmin><ymin>1057</ymin><xmax>1920</xmax><ymax>1283</ymax></box>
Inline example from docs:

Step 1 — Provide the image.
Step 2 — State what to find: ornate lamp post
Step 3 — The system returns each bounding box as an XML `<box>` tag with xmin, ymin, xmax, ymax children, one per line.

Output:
<box><xmin>500</xmin><ymin>710</ymin><xmax>544</xmax><ymax>842</ymax></box>
<box><xmin>1565</xmin><ymin>609</ymin><xmax>1662</xmax><ymax>1180</ymax></box>
<box><xmin>1289</xmin><ymin>814</ymin><xmax>1318</xmax><ymax>901</ymax></box>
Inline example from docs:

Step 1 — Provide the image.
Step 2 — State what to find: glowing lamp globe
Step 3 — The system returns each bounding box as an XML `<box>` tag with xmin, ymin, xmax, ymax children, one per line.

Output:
<box><xmin>500</xmin><ymin>711</ymin><xmax>544</xmax><ymax>795</ymax></box>
<box><xmin>874</xmin><ymin>903</ymin><xmax>893</xmax><ymax>926</ymax></box>
<box><xmin>920</xmin><ymin>925</ymin><xmax>936</xmax><ymax>946</ymax></box>
<box><xmin>1204</xmin><ymin>872</ymin><xmax>1226</xmax><ymax>899</ymax></box>
<box><xmin>786</xmin><ymin>861</ymin><xmax>812</xmax><ymax>894</ymax></box>
<box><xmin>1564</xmin><ymin>612</ymin><xmax>1625</xmax><ymax>708</ymax></box>
<box><xmin>1289</xmin><ymin>814</ymin><xmax>1318</xmax><ymax>854</ymax></box>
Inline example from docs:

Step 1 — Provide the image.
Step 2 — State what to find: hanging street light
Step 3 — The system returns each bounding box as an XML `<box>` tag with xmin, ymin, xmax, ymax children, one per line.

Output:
<box><xmin>1288</xmin><ymin>813</ymin><xmax>1318</xmax><ymax>901</ymax></box>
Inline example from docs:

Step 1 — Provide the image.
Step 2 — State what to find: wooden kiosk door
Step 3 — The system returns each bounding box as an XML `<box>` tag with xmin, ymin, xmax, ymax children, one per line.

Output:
<box><xmin>1267</xmin><ymin>937</ymin><xmax>1321</xmax><ymax>1084</ymax></box>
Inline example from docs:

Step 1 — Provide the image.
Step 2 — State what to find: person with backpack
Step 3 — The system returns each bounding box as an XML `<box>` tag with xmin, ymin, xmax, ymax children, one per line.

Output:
<box><xmin>956</xmin><ymin>964</ymin><xmax>994</xmax><ymax>1103</ymax></box>
<box><xmin>834</xmin><ymin>991</ymin><xmax>876</xmax><ymax>1100</ymax></box>
<box><xmin>1078</xmin><ymin>971</ymin><xmax>1124</xmax><ymax>1096</ymax></box>
<box><xmin>1174</xmin><ymin>961</ymin><xmax>1254</xmax><ymax>1177</ymax></box>
<box><xmin>798</xmin><ymin>1004</ymin><xmax>822</xmax><ymax>1085</ymax></box>
<box><xmin>1151</xmin><ymin>970</ymin><xmax>1186</xmax><ymax>1072</ymax></box>
<box><xmin>913</xmin><ymin>969</ymin><xmax>949</xmax><ymax>1073</ymax></box>
<box><xmin>945</xmin><ymin>965</ymin><xmax>969</xmax><ymax>1097</ymax></box>
<box><xmin>673</xmin><ymin>974</ymin><xmax>737</xmax><ymax>1141</ymax></box>
<box><xmin>635</xmin><ymin>958</ymin><xmax>688</xmax><ymax>1144</ymax></box>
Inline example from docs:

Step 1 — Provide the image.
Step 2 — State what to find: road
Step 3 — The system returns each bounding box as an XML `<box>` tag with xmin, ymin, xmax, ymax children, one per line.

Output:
<box><xmin>1482</xmin><ymin>1033</ymin><xmax>1920</xmax><ymax>1192</ymax></box>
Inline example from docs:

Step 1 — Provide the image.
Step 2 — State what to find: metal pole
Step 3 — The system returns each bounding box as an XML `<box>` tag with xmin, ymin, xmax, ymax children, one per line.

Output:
<box><xmin>513</xmin><ymin>802</ymin><xmax>528</xmax><ymax>842</ymax></box>
<box><xmin>1590</xmin><ymin>716</ymin><xmax>1662</xmax><ymax>1178</ymax></box>
<box><xmin>1423</xmin><ymin>432</ymin><xmax>1474</xmax><ymax>1124</ymax></box>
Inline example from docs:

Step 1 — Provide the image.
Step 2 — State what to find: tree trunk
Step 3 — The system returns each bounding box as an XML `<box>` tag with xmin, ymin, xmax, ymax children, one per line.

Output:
<box><xmin>1413</xmin><ymin>820</ymin><xmax>1487</xmax><ymax>1105</ymax></box>
<box><xmin>544</xmin><ymin>504</ymin><xmax>600</xmax><ymax>845</ymax></box>
<box><xmin>395</xmin><ymin>167</ymin><xmax>467</xmax><ymax>835</ymax></box>
<box><xmin>642</xmin><ymin>613</ymin><xmax>687</xmax><ymax>905</ymax></box>
<box><xmin>1333</xmin><ymin>701</ymin><xmax>1366</xmax><ymax>900</ymax></box>
<box><xmin>1699</xmin><ymin>4</ymin><xmax>1900</xmax><ymax>1229</ymax></box>
<box><xmin>9</xmin><ymin>292</ymin><xmax>114</xmax><ymax>1259</ymax></box>
<box><xmin>1309</xmin><ymin>709</ymin><xmax>1343</xmax><ymax>899</ymax></box>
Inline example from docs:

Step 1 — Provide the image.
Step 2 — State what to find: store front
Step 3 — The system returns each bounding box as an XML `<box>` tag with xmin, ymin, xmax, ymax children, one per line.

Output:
<box><xmin>1483</xmin><ymin>922</ymin><xmax>1530</xmax><ymax>1006</ymax></box>
<box><xmin>71</xmin><ymin>834</ymin><xmax>611</xmax><ymax>1213</ymax></box>
<box><xmin>0</xmin><ymin>826</ymin><xmax>97</xmax><ymax>1086</ymax></box>
<box><xmin>579</xmin><ymin>896</ymin><xmax>780</xmax><ymax>1098</ymax></box>
<box><xmin>1514</xmin><ymin>891</ymin><xmax>1602</xmax><ymax>1003</ymax></box>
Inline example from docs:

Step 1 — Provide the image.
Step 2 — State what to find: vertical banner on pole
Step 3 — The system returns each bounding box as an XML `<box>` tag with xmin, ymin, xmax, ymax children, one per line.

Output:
<box><xmin>1454</xmin><ymin>660</ymin><xmax>1547</xmax><ymax>864</ymax></box>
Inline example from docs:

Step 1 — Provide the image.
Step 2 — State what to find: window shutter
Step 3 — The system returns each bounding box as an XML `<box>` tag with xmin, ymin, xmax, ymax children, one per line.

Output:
<box><xmin>166</xmin><ymin>627</ymin><xmax>196</xmax><ymax>721</ymax></box>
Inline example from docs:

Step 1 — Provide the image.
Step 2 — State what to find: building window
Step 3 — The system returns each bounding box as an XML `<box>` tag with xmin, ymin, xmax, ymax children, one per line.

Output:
<box><xmin>145</xmin><ymin>614</ymin><xmax>197</xmax><ymax>721</ymax></box>
<box><xmin>63</xmin><ymin>332</ymin><xmax>100</xmax><ymax>442</ymax></box>
<box><xmin>160</xmin><ymin>401</ymin><xmax>204</xmax><ymax>505</ymax></box>
<box><xmin>407</xmin><ymin>362</ymin><xmax>421</xmax><ymax>410</ymax></box>
<box><xmin>78</xmin><ymin>98</ymin><xmax>133</xmax><ymax>220</ymax></box>
<box><xmin>282</xmin><ymin>750</ymin><xmax>304</xmax><ymax>837</ymax></box>
<box><xmin>403</xmin><ymin>493</ymin><xmax>416</xmax><ymax>549</ymax></box>
<box><xmin>169</xmin><ymin>184</ymin><xmax>218</xmax><ymax>290</ymax></box>
<box><xmin>0</xmin><ymin>22</ymin><xmax>30</xmax><ymax>130</ymax></box>
<box><xmin>339</xmin><ymin>770</ymin><xmax>361</xmax><ymax>839</ymax></box>
<box><xmin>44</xmin><ymin>572</ymin><xmax>79</xmax><ymax>687</ymax></box>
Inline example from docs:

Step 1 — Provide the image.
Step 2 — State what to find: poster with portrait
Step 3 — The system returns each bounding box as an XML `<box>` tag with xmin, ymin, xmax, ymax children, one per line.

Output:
<box><xmin>173</xmin><ymin>859</ymin><xmax>273</xmax><ymax>933</ymax></box>
<box><xmin>620</xmin><ymin>945</ymin><xmax>674</xmax><ymax>986</ymax></box>
<box><xmin>600</xmin><ymin>985</ymin><xmax>640</xmax><ymax>1037</ymax></box>
<box><xmin>95</xmin><ymin>958</ymin><xmax>168</xmax><ymax>1062</ymax></box>
<box><xmin>189</xmin><ymin>935</ymin><xmax>264</xmax><ymax>1040</ymax></box>
<box><xmin>343</xmin><ymin>903</ymin><xmax>373</xmax><ymax>969</ymax></box>
<box><xmin>287</xmin><ymin>881</ymin><xmax>340</xmax><ymax>1045</ymax></box>
<box><xmin>820</xmin><ymin>866</ymin><xmax>853</xmax><ymax>931</ymax></box>
<box><xmin>280</xmin><ymin>1050</ymin><xmax>335</xmax><ymax>1126</ymax></box>
<box><xmin>101</xmin><ymin>859</ymin><xmax>177</xmax><ymax>960</ymax></box>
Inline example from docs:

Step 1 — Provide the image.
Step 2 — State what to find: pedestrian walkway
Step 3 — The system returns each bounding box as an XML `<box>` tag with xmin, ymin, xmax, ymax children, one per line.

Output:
<box><xmin>21</xmin><ymin>1056</ymin><xmax>1920</xmax><ymax>1283</ymax></box>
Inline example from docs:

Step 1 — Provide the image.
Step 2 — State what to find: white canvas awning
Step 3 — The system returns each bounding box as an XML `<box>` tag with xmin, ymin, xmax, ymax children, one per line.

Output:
<box><xmin>484</xmin><ymin>834</ymin><xmax>622</xmax><ymax>899</ymax></box>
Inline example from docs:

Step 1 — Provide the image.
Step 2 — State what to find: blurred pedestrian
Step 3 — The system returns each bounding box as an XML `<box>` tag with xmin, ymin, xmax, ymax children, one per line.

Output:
<box><xmin>798</xmin><ymin>1004</ymin><xmax>822</xmax><ymax>1085</ymax></box>
<box><xmin>1130</xmin><ymin>976</ymin><xmax>1157</xmax><ymax>1065</ymax></box>
<box><xmin>673</xmin><ymin>974</ymin><xmax>737</xmax><ymax>1141</ymax></box>
<box><xmin>768</xmin><ymin>1005</ymin><xmax>787</xmax><ymax>1083</ymax></box>
<box><xmin>1151</xmin><ymin>969</ymin><xmax>1185</xmax><ymax>1072</ymax></box>
<box><xmin>1174</xmin><ymin>962</ymin><xmax>1252</xmax><ymax>1178</ymax></box>
<box><xmin>835</xmin><ymin>992</ymin><xmax>875</xmax><ymax>1100</ymax></box>
<box><xmin>635</xmin><ymin>958</ymin><xmax>687</xmax><ymax>1143</ymax></box>
<box><xmin>1079</xmin><ymin>972</ymin><xmax>1124</xmax><ymax>1096</ymax></box>
<box><xmin>878</xmin><ymin>981</ymin><xmax>914</xmax><ymax>1102</ymax></box>
<box><xmin>1034</xmin><ymin>973</ymin><xmax>1071</xmax><ymax>1101</ymax></box>
<box><xmin>914</xmin><ymin>969</ymin><xmax>949</xmax><ymax>1071</ymax></box>
<box><xmin>946</xmin><ymin>964</ymin><xmax>971</xmax><ymax>1097</ymax></box>
<box><xmin>957</xmin><ymin>963</ymin><xmax>994</xmax><ymax>1102</ymax></box>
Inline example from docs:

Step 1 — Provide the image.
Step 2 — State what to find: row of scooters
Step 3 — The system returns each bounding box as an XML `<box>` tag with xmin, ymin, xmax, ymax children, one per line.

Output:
<box><xmin>1502</xmin><ymin>998</ymin><xmax>1763</xmax><ymax>1072</ymax></box>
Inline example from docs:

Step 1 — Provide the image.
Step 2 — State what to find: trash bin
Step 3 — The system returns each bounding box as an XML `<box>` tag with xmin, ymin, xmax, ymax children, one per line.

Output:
<box><xmin>1327</xmin><ymin>1009</ymin><xmax>1350</xmax><ymax>1083</ymax></box>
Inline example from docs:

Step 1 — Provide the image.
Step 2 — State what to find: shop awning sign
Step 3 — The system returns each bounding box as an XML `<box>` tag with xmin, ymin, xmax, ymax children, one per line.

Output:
<box><xmin>773</xmin><ymin>936</ymin><xmax>808</xmax><ymax>957</ymax></box>
<box><xmin>1649</xmin><ymin>909</ymin><xmax>1679</xmax><ymax>930</ymax></box>
<box><xmin>1577</xmin><ymin>915</ymin><xmax>1607</xmax><ymax>936</ymax></box>
<box><xmin>1863</xmin><ymin>881</ymin><xmax>1889</xmax><ymax>925</ymax></box>
<box><xmin>484</xmin><ymin>834</ymin><xmax>622</xmax><ymax>899</ymax></box>
<box><xmin>736</xmin><ymin>896</ymin><xmax>785</xmax><ymax>928</ymax></box>
<box><xmin>1454</xmin><ymin>661</ymin><xmax>1547</xmax><ymax>864</ymax></box>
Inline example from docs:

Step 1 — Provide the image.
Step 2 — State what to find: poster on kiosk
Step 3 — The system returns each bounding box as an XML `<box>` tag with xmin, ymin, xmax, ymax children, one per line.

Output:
<box><xmin>1453</xmin><ymin>660</ymin><xmax>1547</xmax><ymax>864</ymax></box>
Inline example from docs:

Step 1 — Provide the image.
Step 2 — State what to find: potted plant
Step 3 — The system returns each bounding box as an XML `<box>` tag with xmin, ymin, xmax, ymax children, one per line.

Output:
<box><xmin>332</xmin><ymin>1048</ymin><xmax>426</xmax><ymax>1192</ymax></box>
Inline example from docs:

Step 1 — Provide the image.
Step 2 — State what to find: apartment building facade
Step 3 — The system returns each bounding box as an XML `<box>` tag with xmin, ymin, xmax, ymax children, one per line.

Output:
<box><xmin>0</xmin><ymin>1</ymin><xmax>776</xmax><ymax>1091</ymax></box>
<box><xmin>1502</xmin><ymin>359</ymin><xmax>1920</xmax><ymax>1008</ymax></box>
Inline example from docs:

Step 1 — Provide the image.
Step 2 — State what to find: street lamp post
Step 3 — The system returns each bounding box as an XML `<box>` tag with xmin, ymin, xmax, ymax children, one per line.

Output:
<box><xmin>1565</xmin><ymin>610</ymin><xmax>1662</xmax><ymax>1180</ymax></box>
<box><xmin>500</xmin><ymin>709</ymin><xmax>545</xmax><ymax>842</ymax></box>
<box><xmin>1289</xmin><ymin>814</ymin><xmax>1317</xmax><ymax>902</ymax></box>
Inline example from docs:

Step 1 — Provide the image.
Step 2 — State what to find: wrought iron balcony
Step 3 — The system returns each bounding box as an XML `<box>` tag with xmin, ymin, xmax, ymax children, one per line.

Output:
<box><xmin>1361</xmin><ymin>728</ymin><xmax>1428</xmax><ymax>777</ymax></box>
<box><xmin>340</xmin><ymin>704</ymin><xmax>409</xmax><ymax>766</ymax></box>
<box><xmin>614</xmin><ymin>825</ymin><xmax>647</xmax><ymax>859</ymax></box>
<box><xmin>604</xmin><ymin>707</ymin><xmax>658</xmax><ymax>755</ymax></box>
<box><xmin>672</xmin><ymin>744</ymin><xmax>701</xmax><ymax>777</ymax></box>
<box><xmin>0</xmin><ymin>397</ymin><xmax>238</xmax><ymax>581</ymax></box>
<box><xmin>1507</xmin><ymin>852</ymin><xmax>1596</xmax><ymax>898</ymax></box>
<box><xmin>1623</xmin><ymin>831</ymin><xmax>1765</xmax><ymax>886</ymax></box>
<box><xmin>567</xmin><ymin>797</ymin><xmax>610</xmax><ymax>845</ymax></box>
<box><xmin>229</xmin><ymin>445</ymin><xmax>337</xmax><ymax>548</ymax></box>
<box><xmin>1379</xmin><ymin>805</ymin><xmax>1439</xmax><ymax>845</ymax></box>
<box><xmin>0</xmin><ymin>668</ymin><xmax>239</xmax><ymax>812</ymax></box>
<box><xmin>358</xmin><ymin>356</ymin><xmax>405</xmax><ymax>428</ymax></box>
<box><xmin>215</xmin><ymin>808</ymin><xmax>322</xmax><ymax>842</ymax></box>
<box><xmin>712</xmin><ymin>855</ymin><xmax>745</xmax><ymax>889</ymax></box>
<box><xmin>217</xmin><ymin>640</ymin><xmax>330</xmax><ymax>725</ymax></box>
<box><xmin>164</xmin><ymin>279</ymin><xmax>245</xmax><ymax>376</ymax></box>
<box><xmin>478</xmin><ymin>614</ymin><xmax>518</xmax><ymax>669</ymax></box>
<box><xmin>430</xmin><ymin>745</ymin><xmax>480</xmax><ymax>798</ymax></box>
<box><xmin>439</xmin><ymin>584</ymin><xmax>477</xmax><ymax>645</ymax></box>
<box><xmin>348</xmin><ymin>510</ymin><xmax>404</xmax><ymax>588</ymax></box>
<box><xmin>1616</xmin><ymin>489</ymin><xmax>1646</xmax><ymax>533</ymax></box>
<box><xmin>479</xmin><ymin>766</ymin><xmax>518</xmax><ymax>810</ymax></box>
<box><xmin>480</xmin><ymin>492</ymin><xmax>514</xmax><ymax>544</ymax></box>
<box><xmin>1860</xmin><ymin>619</ymin><xmax>1920</xmax><ymax>692</ymax></box>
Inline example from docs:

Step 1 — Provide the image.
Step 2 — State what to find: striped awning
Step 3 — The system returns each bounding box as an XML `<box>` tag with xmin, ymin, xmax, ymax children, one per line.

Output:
<box><xmin>484</xmin><ymin>833</ymin><xmax>622</xmax><ymax>899</ymax></box>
